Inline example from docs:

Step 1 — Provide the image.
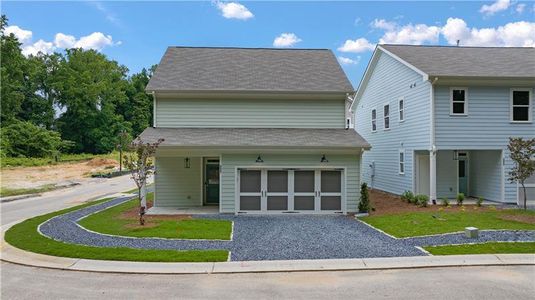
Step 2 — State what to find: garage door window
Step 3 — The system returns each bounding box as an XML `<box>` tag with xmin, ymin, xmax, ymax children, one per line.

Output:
<box><xmin>239</xmin><ymin>170</ymin><xmax>261</xmax><ymax>210</ymax></box>
<box><xmin>294</xmin><ymin>170</ymin><xmax>315</xmax><ymax>210</ymax></box>
<box><xmin>320</xmin><ymin>171</ymin><xmax>342</xmax><ymax>210</ymax></box>
<box><xmin>267</xmin><ymin>171</ymin><xmax>288</xmax><ymax>210</ymax></box>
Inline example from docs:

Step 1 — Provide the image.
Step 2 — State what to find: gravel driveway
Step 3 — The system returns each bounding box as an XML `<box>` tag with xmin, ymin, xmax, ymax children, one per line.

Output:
<box><xmin>38</xmin><ymin>196</ymin><xmax>535</xmax><ymax>261</ymax></box>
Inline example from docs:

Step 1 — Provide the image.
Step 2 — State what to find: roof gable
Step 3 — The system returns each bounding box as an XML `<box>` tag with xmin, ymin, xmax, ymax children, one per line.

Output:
<box><xmin>146</xmin><ymin>47</ymin><xmax>354</xmax><ymax>93</ymax></box>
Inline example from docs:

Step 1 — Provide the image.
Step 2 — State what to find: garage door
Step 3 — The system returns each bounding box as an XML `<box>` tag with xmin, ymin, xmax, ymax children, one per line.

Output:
<box><xmin>238</xmin><ymin>169</ymin><xmax>343</xmax><ymax>213</ymax></box>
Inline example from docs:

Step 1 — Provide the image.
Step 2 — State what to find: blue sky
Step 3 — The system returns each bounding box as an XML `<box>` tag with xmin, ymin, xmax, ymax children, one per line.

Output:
<box><xmin>3</xmin><ymin>1</ymin><xmax>534</xmax><ymax>86</ymax></box>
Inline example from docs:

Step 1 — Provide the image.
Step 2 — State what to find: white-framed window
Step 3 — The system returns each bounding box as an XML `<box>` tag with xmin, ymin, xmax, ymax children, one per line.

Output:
<box><xmin>510</xmin><ymin>88</ymin><xmax>532</xmax><ymax>123</ymax></box>
<box><xmin>384</xmin><ymin>104</ymin><xmax>390</xmax><ymax>130</ymax></box>
<box><xmin>450</xmin><ymin>87</ymin><xmax>467</xmax><ymax>115</ymax></box>
<box><xmin>398</xmin><ymin>97</ymin><xmax>404</xmax><ymax>122</ymax></box>
<box><xmin>371</xmin><ymin>108</ymin><xmax>377</xmax><ymax>132</ymax></box>
<box><xmin>399</xmin><ymin>149</ymin><xmax>405</xmax><ymax>174</ymax></box>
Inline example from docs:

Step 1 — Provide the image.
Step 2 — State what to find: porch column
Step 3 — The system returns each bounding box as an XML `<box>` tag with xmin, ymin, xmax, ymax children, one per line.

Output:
<box><xmin>429</xmin><ymin>150</ymin><xmax>437</xmax><ymax>204</ymax></box>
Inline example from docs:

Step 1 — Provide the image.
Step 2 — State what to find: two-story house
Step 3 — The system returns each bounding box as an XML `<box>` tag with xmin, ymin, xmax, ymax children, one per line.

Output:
<box><xmin>355</xmin><ymin>45</ymin><xmax>535</xmax><ymax>205</ymax></box>
<box><xmin>140</xmin><ymin>47</ymin><xmax>370</xmax><ymax>214</ymax></box>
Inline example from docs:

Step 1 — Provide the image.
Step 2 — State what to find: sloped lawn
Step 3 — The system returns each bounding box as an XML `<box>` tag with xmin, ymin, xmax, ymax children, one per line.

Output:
<box><xmin>4</xmin><ymin>199</ymin><xmax>228</xmax><ymax>262</ymax></box>
<box><xmin>360</xmin><ymin>208</ymin><xmax>535</xmax><ymax>238</ymax></box>
<box><xmin>79</xmin><ymin>193</ymin><xmax>232</xmax><ymax>240</ymax></box>
<box><xmin>424</xmin><ymin>242</ymin><xmax>535</xmax><ymax>255</ymax></box>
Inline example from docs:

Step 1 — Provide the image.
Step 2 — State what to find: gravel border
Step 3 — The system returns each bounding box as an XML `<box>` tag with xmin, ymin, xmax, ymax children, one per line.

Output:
<box><xmin>38</xmin><ymin>196</ymin><xmax>535</xmax><ymax>261</ymax></box>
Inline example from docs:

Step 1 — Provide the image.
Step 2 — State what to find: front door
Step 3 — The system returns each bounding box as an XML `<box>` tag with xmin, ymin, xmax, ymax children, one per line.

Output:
<box><xmin>416</xmin><ymin>154</ymin><xmax>430</xmax><ymax>196</ymax></box>
<box><xmin>458</xmin><ymin>153</ymin><xmax>468</xmax><ymax>195</ymax></box>
<box><xmin>204</xmin><ymin>160</ymin><xmax>220</xmax><ymax>205</ymax></box>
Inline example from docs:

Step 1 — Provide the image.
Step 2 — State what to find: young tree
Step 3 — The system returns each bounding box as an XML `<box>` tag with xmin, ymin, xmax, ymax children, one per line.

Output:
<box><xmin>508</xmin><ymin>137</ymin><xmax>535</xmax><ymax>210</ymax></box>
<box><xmin>123</xmin><ymin>138</ymin><xmax>164</xmax><ymax>225</ymax></box>
<box><xmin>358</xmin><ymin>182</ymin><xmax>370</xmax><ymax>213</ymax></box>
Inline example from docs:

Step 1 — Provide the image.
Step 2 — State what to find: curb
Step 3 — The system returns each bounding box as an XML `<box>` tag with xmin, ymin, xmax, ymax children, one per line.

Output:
<box><xmin>2</xmin><ymin>238</ymin><xmax>534</xmax><ymax>274</ymax></box>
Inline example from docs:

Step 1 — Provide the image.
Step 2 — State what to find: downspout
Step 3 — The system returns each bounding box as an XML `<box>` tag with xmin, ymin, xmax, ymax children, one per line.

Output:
<box><xmin>429</xmin><ymin>77</ymin><xmax>438</xmax><ymax>204</ymax></box>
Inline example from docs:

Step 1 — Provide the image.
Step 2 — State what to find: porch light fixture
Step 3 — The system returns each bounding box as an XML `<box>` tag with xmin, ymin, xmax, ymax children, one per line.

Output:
<box><xmin>184</xmin><ymin>157</ymin><xmax>191</xmax><ymax>168</ymax></box>
<box><xmin>321</xmin><ymin>154</ymin><xmax>329</xmax><ymax>163</ymax></box>
<box><xmin>255</xmin><ymin>155</ymin><xmax>264</xmax><ymax>163</ymax></box>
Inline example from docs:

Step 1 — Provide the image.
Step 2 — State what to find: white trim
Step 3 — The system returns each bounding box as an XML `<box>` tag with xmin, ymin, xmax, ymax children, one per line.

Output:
<box><xmin>399</xmin><ymin>148</ymin><xmax>405</xmax><ymax>175</ymax></box>
<box><xmin>449</xmin><ymin>87</ymin><xmax>468</xmax><ymax>116</ymax></box>
<box><xmin>501</xmin><ymin>150</ymin><xmax>505</xmax><ymax>203</ymax></box>
<box><xmin>383</xmin><ymin>103</ymin><xmax>390</xmax><ymax>130</ymax></box>
<box><xmin>219</xmin><ymin>154</ymin><xmax>223</xmax><ymax>213</ymax></box>
<box><xmin>152</xmin><ymin>91</ymin><xmax>156</xmax><ymax>127</ymax></box>
<box><xmin>509</xmin><ymin>88</ymin><xmax>533</xmax><ymax>123</ymax></box>
<box><xmin>398</xmin><ymin>97</ymin><xmax>405</xmax><ymax>123</ymax></box>
<box><xmin>371</xmin><ymin>107</ymin><xmax>377</xmax><ymax>132</ymax></box>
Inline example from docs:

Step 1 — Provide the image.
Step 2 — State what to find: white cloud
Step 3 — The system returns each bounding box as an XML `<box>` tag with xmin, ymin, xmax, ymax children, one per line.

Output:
<box><xmin>4</xmin><ymin>25</ymin><xmax>33</xmax><ymax>44</ymax></box>
<box><xmin>379</xmin><ymin>23</ymin><xmax>440</xmax><ymax>44</ymax></box>
<box><xmin>54</xmin><ymin>33</ymin><xmax>77</xmax><ymax>48</ymax></box>
<box><xmin>22</xmin><ymin>39</ymin><xmax>55</xmax><ymax>56</ymax></box>
<box><xmin>371</xmin><ymin>19</ymin><xmax>396</xmax><ymax>31</ymax></box>
<box><xmin>90</xmin><ymin>1</ymin><xmax>122</xmax><ymax>26</ymax></box>
<box><xmin>74</xmin><ymin>32</ymin><xmax>116</xmax><ymax>50</ymax></box>
<box><xmin>338</xmin><ymin>56</ymin><xmax>360</xmax><ymax>65</ymax></box>
<box><xmin>516</xmin><ymin>3</ymin><xmax>526</xmax><ymax>14</ymax></box>
<box><xmin>442</xmin><ymin>17</ymin><xmax>535</xmax><ymax>47</ymax></box>
<box><xmin>272</xmin><ymin>33</ymin><xmax>302</xmax><ymax>47</ymax></box>
<box><xmin>338</xmin><ymin>38</ymin><xmax>375</xmax><ymax>53</ymax></box>
<box><xmin>216</xmin><ymin>1</ymin><xmax>254</xmax><ymax>20</ymax></box>
<box><xmin>479</xmin><ymin>0</ymin><xmax>511</xmax><ymax>16</ymax></box>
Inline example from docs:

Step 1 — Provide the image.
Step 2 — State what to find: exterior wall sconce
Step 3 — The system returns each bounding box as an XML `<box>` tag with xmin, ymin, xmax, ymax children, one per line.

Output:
<box><xmin>321</xmin><ymin>154</ymin><xmax>328</xmax><ymax>163</ymax></box>
<box><xmin>184</xmin><ymin>157</ymin><xmax>191</xmax><ymax>168</ymax></box>
<box><xmin>256</xmin><ymin>155</ymin><xmax>264</xmax><ymax>163</ymax></box>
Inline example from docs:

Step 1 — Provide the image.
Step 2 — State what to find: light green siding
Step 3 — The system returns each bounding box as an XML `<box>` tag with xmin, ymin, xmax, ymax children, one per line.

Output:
<box><xmin>154</xmin><ymin>157</ymin><xmax>202</xmax><ymax>207</ymax></box>
<box><xmin>220</xmin><ymin>154</ymin><xmax>361</xmax><ymax>213</ymax></box>
<box><xmin>155</xmin><ymin>98</ymin><xmax>345</xmax><ymax>128</ymax></box>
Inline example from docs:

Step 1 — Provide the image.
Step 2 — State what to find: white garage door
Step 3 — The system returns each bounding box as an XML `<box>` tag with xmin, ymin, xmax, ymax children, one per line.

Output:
<box><xmin>238</xmin><ymin>168</ymin><xmax>344</xmax><ymax>213</ymax></box>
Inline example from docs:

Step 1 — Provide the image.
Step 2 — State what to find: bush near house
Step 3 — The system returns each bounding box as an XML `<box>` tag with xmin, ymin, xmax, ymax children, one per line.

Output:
<box><xmin>358</xmin><ymin>183</ymin><xmax>371</xmax><ymax>213</ymax></box>
<box><xmin>401</xmin><ymin>191</ymin><xmax>415</xmax><ymax>203</ymax></box>
<box><xmin>456</xmin><ymin>193</ymin><xmax>465</xmax><ymax>206</ymax></box>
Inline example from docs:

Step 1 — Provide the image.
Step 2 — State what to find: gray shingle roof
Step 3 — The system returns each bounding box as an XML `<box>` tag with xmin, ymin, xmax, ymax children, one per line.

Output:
<box><xmin>381</xmin><ymin>44</ymin><xmax>535</xmax><ymax>78</ymax></box>
<box><xmin>146</xmin><ymin>47</ymin><xmax>354</xmax><ymax>93</ymax></box>
<box><xmin>139</xmin><ymin>127</ymin><xmax>370</xmax><ymax>149</ymax></box>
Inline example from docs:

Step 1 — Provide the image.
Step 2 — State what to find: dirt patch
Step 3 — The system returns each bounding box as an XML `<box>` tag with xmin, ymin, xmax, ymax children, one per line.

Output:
<box><xmin>369</xmin><ymin>189</ymin><xmax>493</xmax><ymax>216</ymax></box>
<box><xmin>499</xmin><ymin>214</ymin><xmax>535</xmax><ymax>224</ymax></box>
<box><xmin>1</xmin><ymin>159</ymin><xmax>118</xmax><ymax>189</ymax></box>
<box><xmin>119</xmin><ymin>200</ymin><xmax>192</xmax><ymax>222</ymax></box>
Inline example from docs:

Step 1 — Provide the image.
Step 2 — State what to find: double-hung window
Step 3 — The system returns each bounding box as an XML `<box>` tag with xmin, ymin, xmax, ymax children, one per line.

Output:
<box><xmin>510</xmin><ymin>88</ymin><xmax>532</xmax><ymax>123</ymax></box>
<box><xmin>399</xmin><ymin>149</ymin><xmax>405</xmax><ymax>174</ymax></box>
<box><xmin>371</xmin><ymin>109</ymin><xmax>377</xmax><ymax>132</ymax></box>
<box><xmin>450</xmin><ymin>88</ymin><xmax>467</xmax><ymax>115</ymax></box>
<box><xmin>384</xmin><ymin>104</ymin><xmax>390</xmax><ymax>130</ymax></box>
<box><xmin>399</xmin><ymin>98</ymin><xmax>404</xmax><ymax>122</ymax></box>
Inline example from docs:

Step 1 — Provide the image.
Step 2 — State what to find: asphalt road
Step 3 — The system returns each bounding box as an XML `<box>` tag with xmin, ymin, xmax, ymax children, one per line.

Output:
<box><xmin>1</xmin><ymin>263</ymin><xmax>534</xmax><ymax>300</ymax></box>
<box><xmin>0</xmin><ymin>174</ymin><xmax>141</xmax><ymax>225</ymax></box>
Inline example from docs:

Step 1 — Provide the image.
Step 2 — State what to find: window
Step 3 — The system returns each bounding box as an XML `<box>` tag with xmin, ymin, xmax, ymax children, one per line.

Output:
<box><xmin>399</xmin><ymin>149</ymin><xmax>405</xmax><ymax>174</ymax></box>
<box><xmin>384</xmin><ymin>104</ymin><xmax>390</xmax><ymax>130</ymax></box>
<box><xmin>399</xmin><ymin>98</ymin><xmax>404</xmax><ymax>122</ymax></box>
<box><xmin>450</xmin><ymin>88</ymin><xmax>467</xmax><ymax>115</ymax></box>
<box><xmin>510</xmin><ymin>88</ymin><xmax>532</xmax><ymax>122</ymax></box>
<box><xmin>371</xmin><ymin>109</ymin><xmax>377</xmax><ymax>132</ymax></box>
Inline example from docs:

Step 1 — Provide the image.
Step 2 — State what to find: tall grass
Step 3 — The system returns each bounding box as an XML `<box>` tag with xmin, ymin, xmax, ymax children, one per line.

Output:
<box><xmin>1</xmin><ymin>152</ymin><xmax>121</xmax><ymax>168</ymax></box>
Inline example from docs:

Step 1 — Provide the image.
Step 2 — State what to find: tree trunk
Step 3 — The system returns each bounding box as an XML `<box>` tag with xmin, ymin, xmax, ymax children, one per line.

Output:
<box><xmin>521</xmin><ymin>182</ymin><xmax>527</xmax><ymax>210</ymax></box>
<box><xmin>139</xmin><ymin>182</ymin><xmax>147</xmax><ymax>225</ymax></box>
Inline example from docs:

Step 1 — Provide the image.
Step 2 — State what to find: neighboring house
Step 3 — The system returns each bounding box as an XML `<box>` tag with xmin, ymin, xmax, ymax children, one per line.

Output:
<box><xmin>354</xmin><ymin>45</ymin><xmax>535</xmax><ymax>204</ymax></box>
<box><xmin>141</xmin><ymin>47</ymin><xmax>369</xmax><ymax>214</ymax></box>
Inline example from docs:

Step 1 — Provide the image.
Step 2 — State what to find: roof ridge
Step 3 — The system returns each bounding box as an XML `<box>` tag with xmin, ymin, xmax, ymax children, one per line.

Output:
<box><xmin>381</xmin><ymin>44</ymin><xmax>535</xmax><ymax>49</ymax></box>
<box><xmin>169</xmin><ymin>46</ymin><xmax>332</xmax><ymax>51</ymax></box>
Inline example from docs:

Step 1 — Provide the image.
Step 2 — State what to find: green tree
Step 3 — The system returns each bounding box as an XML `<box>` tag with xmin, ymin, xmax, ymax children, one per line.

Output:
<box><xmin>0</xmin><ymin>15</ymin><xmax>26</xmax><ymax>124</ymax></box>
<box><xmin>0</xmin><ymin>120</ymin><xmax>66</xmax><ymax>158</ymax></box>
<box><xmin>508</xmin><ymin>137</ymin><xmax>535</xmax><ymax>210</ymax></box>
<box><xmin>52</xmin><ymin>48</ymin><xmax>131</xmax><ymax>153</ymax></box>
<box><xmin>119</xmin><ymin>66</ymin><xmax>156</xmax><ymax>137</ymax></box>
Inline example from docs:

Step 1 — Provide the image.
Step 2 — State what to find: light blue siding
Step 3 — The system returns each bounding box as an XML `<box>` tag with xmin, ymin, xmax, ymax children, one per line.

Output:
<box><xmin>355</xmin><ymin>52</ymin><xmax>431</xmax><ymax>195</ymax></box>
<box><xmin>436</xmin><ymin>150</ymin><xmax>457</xmax><ymax>199</ymax></box>
<box><xmin>154</xmin><ymin>157</ymin><xmax>202</xmax><ymax>207</ymax></box>
<box><xmin>469</xmin><ymin>150</ymin><xmax>502</xmax><ymax>202</ymax></box>
<box><xmin>434</xmin><ymin>86</ymin><xmax>535</xmax><ymax>202</ymax></box>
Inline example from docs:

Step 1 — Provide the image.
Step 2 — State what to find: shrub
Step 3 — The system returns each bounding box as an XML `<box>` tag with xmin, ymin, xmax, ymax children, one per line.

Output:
<box><xmin>456</xmin><ymin>193</ymin><xmax>465</xmax><ymax>206</ymax></box>
<box><xmin>401</xmin><ymin>190</ymin><xmax>414</xmax><ymax>203</ymax></box>
<box><xmin>441</xmin><ymin>197</ymin><xmax>450</xmax><ymax>207</ymax></box>
<box><xmin>476</xmin><ymin>197</ymin><xmax>484</xmax><ymax>207</ymax></box>
<box><xmin>415</xmin><ymin>194</ymin><xmax>429</xmax><ymax>207</ymax></box>
<box><xmin>358</xmin><ymin>182</ymin><xmax>370</xmax><ymax>213</ymax></box>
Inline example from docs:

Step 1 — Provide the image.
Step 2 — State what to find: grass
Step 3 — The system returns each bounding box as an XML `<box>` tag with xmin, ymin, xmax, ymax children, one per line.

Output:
<box><xmin>424</xmin><ymin>242</ymin><xmax>535</xmax><ymax>255</ymax></box>
<box><xmin>4</xmin><ymin>198</ymin><xmax>229</xmax><ymax>262</ymax></box>
<box><xmin>1</xmin><ymin>151</ymin><xmax>121</xmax><ymax>168</ymax></box>
<box><xmin>360</xmin><ymin>208</ymin><xmax>535</xmax><ymax>238</ymax></box>
<box><xmin>0</xmin><ymin>184</ymin><xmax>58</xmax><ymax>197</ymax></box>
<box><xmin>79</xmin><ymin>193</ymin><xmax>232</xmax><ymax>240</ymax></box>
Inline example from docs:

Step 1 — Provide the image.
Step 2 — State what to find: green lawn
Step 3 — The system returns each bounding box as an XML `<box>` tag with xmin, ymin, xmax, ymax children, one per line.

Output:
<box><xmin>4</xmin><ymin>198</ymin><xmax>229</xmax><ymax>262</ymax></box>
<box><xmin>0</xmin><ymin>184</ymin><xmax>58</xmax><ymax>197</ymax></box>
<box><xmin>360</xmin><ymin>209</ymin><xmax>535</xmax><ymax>238</ymax></box>
<box><xmin>424</xmin><ymin>242</ymin><xmax>535</xmax><ymax>255</ymax></box>
<box><xmin>79</xmin><ymin>193</ymin><xmax>232</xmax><ymax>240</ymax></box>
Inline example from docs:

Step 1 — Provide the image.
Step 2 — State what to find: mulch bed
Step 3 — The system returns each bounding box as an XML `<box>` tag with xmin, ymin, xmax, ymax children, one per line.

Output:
<box><xmin>119</xmin><ymin>199</ymin><xmax>192</xmax><ymax>223</ymax></box>
<box><xmin>368</xmin><ymin>189</ymin><xmax>496</xmax><ymax>216</ymax></box>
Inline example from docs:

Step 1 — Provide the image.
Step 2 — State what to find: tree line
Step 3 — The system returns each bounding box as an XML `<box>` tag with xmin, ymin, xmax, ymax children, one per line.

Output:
<box><xmin>1</xmin><ymin>15</ymin><xmax>154</xmax><ymax>158</ymax></box>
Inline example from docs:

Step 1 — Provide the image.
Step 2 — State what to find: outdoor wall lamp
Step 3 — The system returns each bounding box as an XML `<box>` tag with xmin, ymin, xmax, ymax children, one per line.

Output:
<box><xmin>321</xmin><ymin>154</ymin><xmax>328</xmax><ymax>163</ymax></box>
<box><xmin>184</xmin><ymin>157</ymin><xmax>191</xmax><ymax>168</ymax></box>
<box><xmin>256</xmin><ymin>155</ymin><xmax>264</xmax><ymax>163</ymax></box>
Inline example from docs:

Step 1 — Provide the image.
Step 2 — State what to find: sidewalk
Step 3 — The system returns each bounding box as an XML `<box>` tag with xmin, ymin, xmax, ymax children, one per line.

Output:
<box><xmin>2</xmin><ymin>234</ymin><xmax>534</xmax><ymax>274</ymax></box>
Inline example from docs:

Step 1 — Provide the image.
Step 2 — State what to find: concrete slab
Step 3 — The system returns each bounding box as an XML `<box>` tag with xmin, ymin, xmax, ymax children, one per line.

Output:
<box><xmin>1</xmin><ymin>241</ymin><xmax>78</xmax><ymax>270</ymax></box>
<box><xmin>361</xmin><ymin>254</ymin><xmax>503</xmax><ymax>269</ymax></box>
<box><xmin>212</xmin><ymin>258</ymin><xmax>367</xmax><ymax>273</ymax></box>
<box><xmin>71</xmin><ymin>259</ymin><xmax>214</xmax><ymax>274</ymax></box>
<box><xmin>495</xmin><ymin>254</ymin><xmax>535</xmax><ymax>264</ymax></box>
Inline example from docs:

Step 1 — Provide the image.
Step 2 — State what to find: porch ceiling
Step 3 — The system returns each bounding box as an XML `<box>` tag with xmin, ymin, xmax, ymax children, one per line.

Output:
<box><xmin>139</xmin><ymin>127</ymin><xmax>370</xmax><ymax>149</ymax></box>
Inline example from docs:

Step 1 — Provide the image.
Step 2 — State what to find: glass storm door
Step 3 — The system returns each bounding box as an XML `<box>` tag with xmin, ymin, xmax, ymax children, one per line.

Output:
<box><xmin>205</xmin><ymin>162</ymin><xmax>220</xmax><ymax>205</ymax></box>
<box><xmin>458</xmin><ymin>154</ymin><xmax>468</xmax><ymax>195</ymax></box>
